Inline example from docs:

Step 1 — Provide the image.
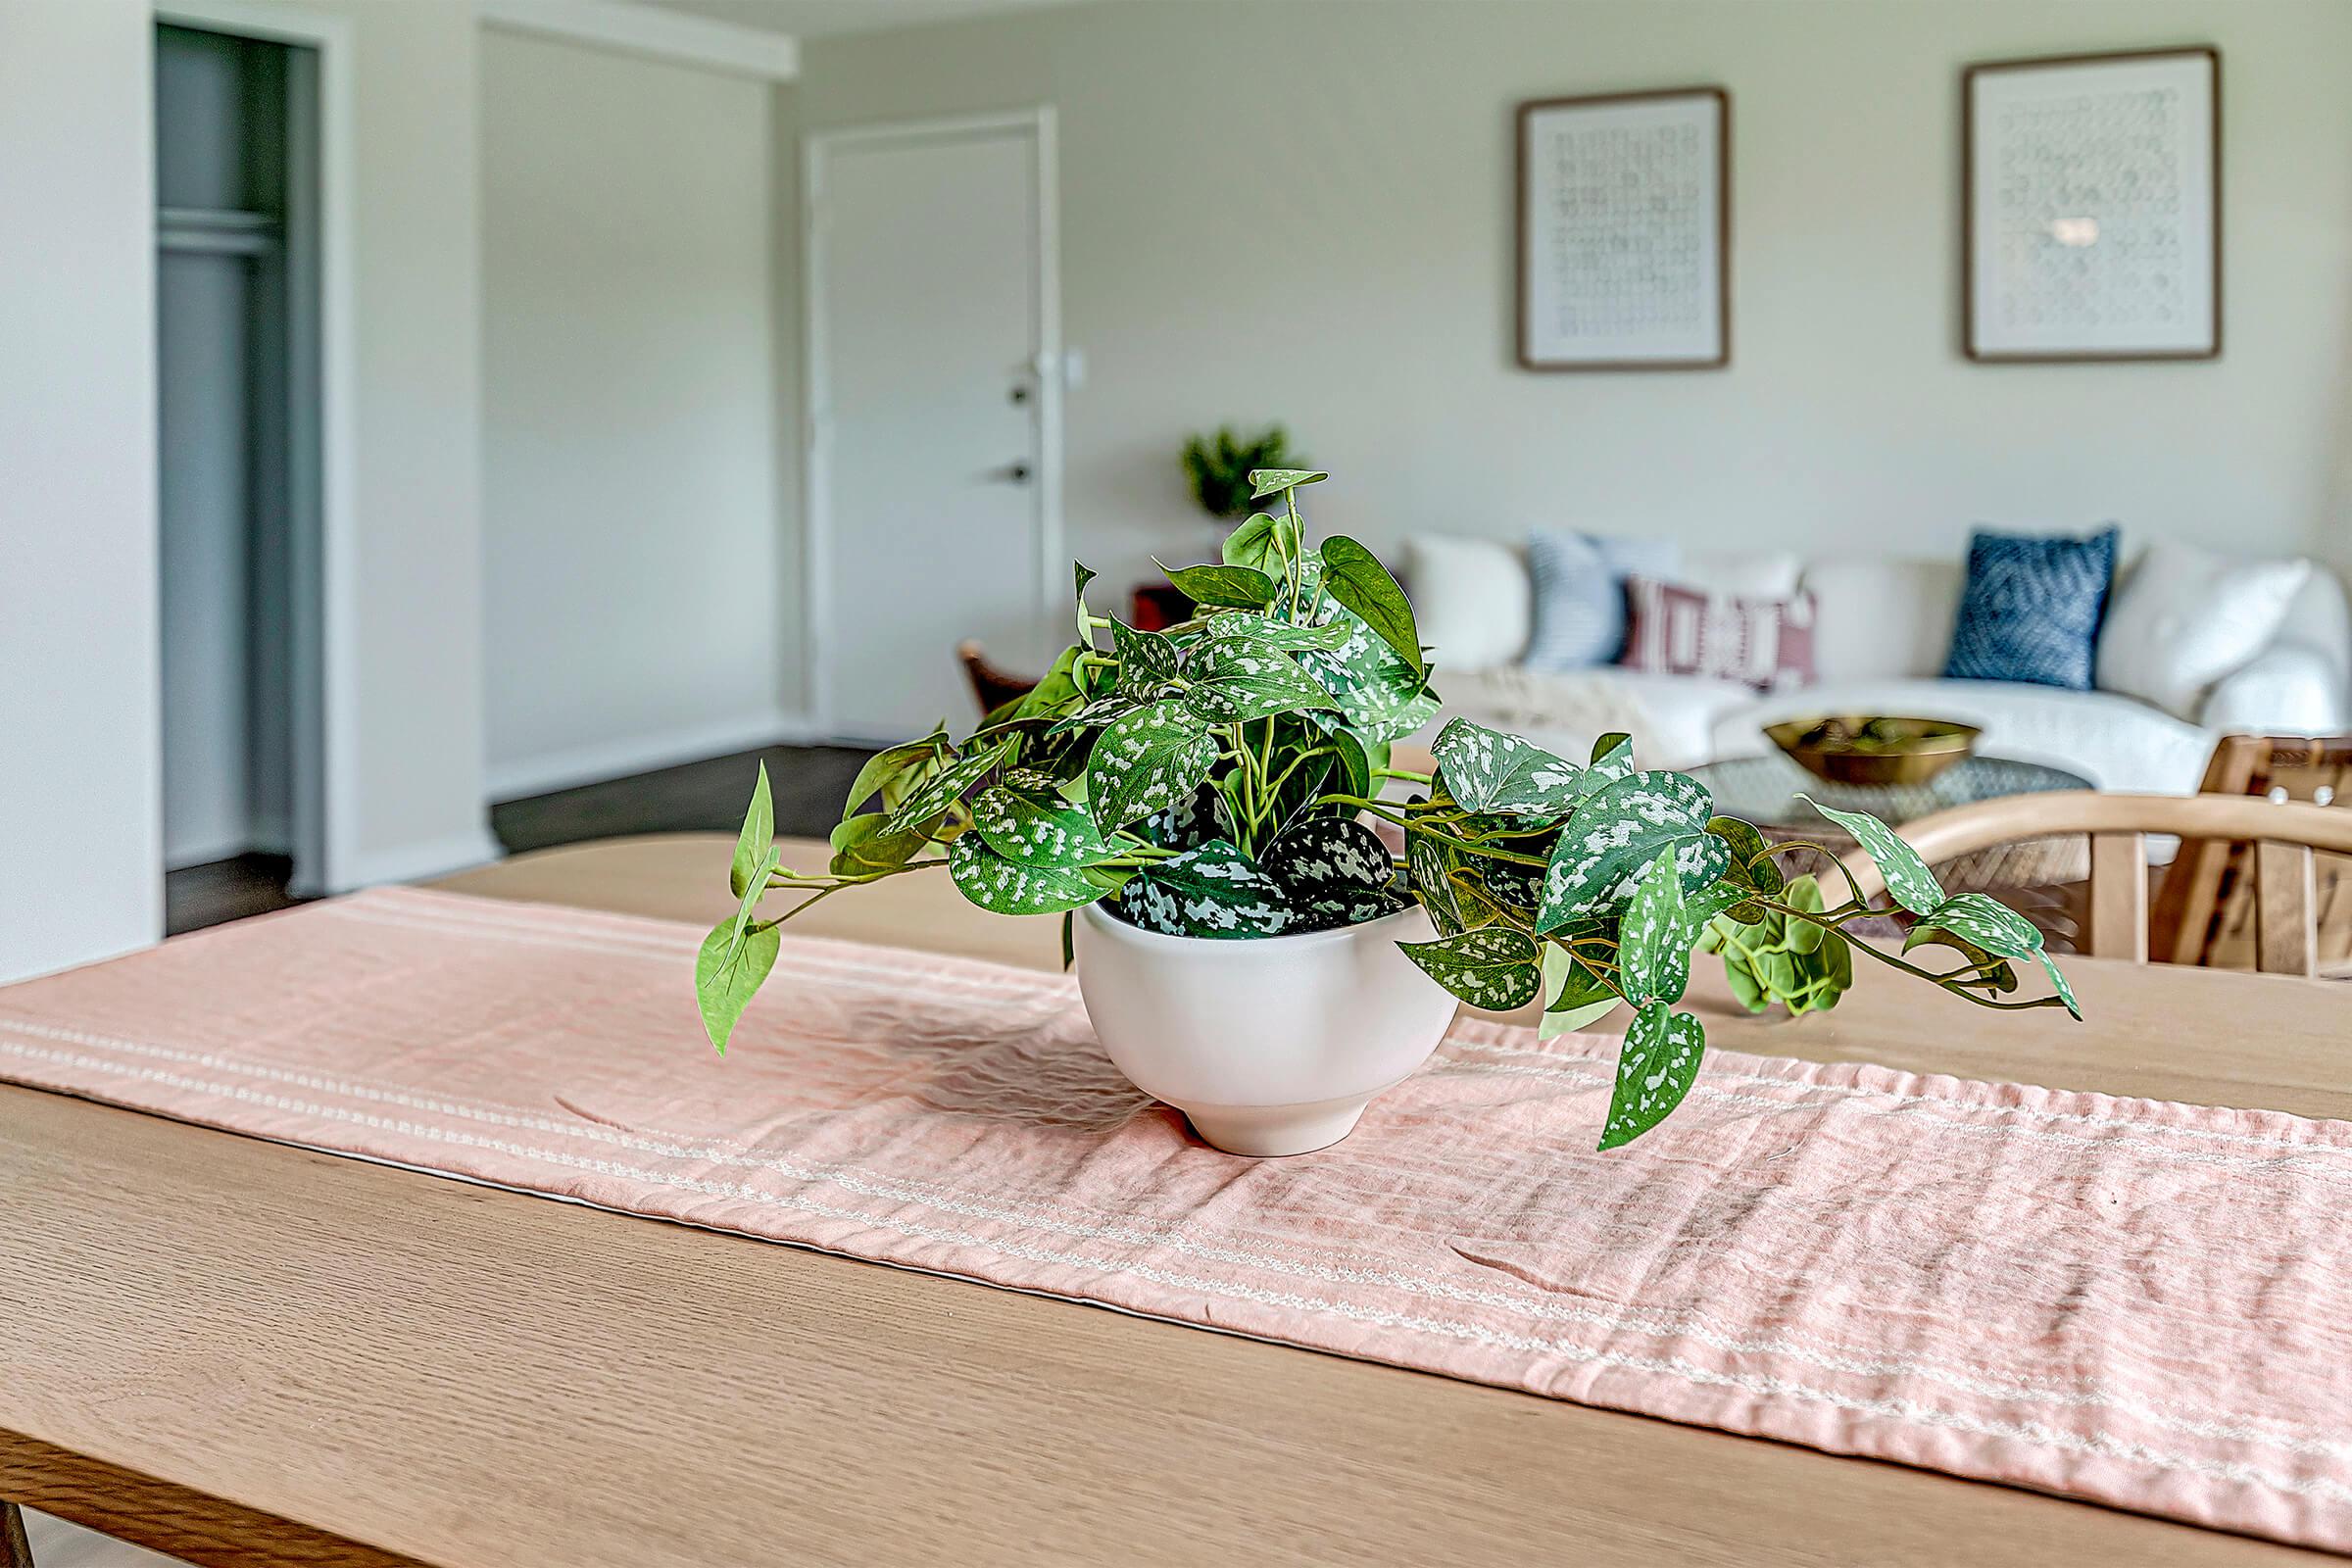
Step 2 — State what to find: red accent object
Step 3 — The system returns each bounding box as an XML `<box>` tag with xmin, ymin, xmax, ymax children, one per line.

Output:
<box><xmin>1130</xmin><ymin>583</ymin><xmax>1193</xmax><ymax>632</ymax></box>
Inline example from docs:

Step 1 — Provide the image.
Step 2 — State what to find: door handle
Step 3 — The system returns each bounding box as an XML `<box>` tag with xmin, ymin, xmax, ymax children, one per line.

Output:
<box><xmin>995</xmin><ymin>463</ymin><xmax>1032</xmax><ymax>485</ymax></box>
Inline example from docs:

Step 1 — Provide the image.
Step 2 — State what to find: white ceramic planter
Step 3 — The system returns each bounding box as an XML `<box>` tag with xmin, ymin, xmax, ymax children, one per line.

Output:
<box><xmin>1073</xmin><ymin>902</ymin><xmax>1458</xmax><ymax>1156</ymax></box>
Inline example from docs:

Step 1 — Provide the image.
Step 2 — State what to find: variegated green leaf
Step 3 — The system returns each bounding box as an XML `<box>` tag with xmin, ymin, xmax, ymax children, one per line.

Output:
<box><xmin>1047</xmin><ymin>689</ymin><xmax>1145</xmax><ymax>738</ymax></box>
<box><xmin>1465</xmin><ymin>852</ymin><xmax>1548</xmax><ymax>913</ymax></box>
<box><xmin>1155</xmin><ymin>558</ymin><xmax>1276</xmax><ymax>610</ymax></box>
<box><xmin>2038</xmin><ymin>951</ymin><xmax>2082</xmax><ymax>1020</ymax></box>
<box><xmin>1133</xmin><ymin>781</ymin><xmax>1236</xmax><ymax>851</ymax></box>
<box><xmin>946</xmin><ymin>832</ymin><xmax>1102</xmax><ymax>915</ymax></box>
<box><xmin>1431</xmin><ymin>716</ymin><xmax>1586</xmax><ymax>815</ymax></box>
<box><xmin>1087</xmin><ymin>701</ymin><xmax>1218</xmax><ymax>834</ymax></box>
<box><xmin>1536</xmin><ymin>770</ymin><xmax>1728</xmax><ymax>929</ymax></box>
<box><xmin>1319</xmin><ymin>535</ymin><xmax>1425</xmax><ymax>675</ymax></box>
<box><xmin>1180</xmin><ymin>638</ymin><xmax>1337</xmax><ymax>724</ymax></box>
<box><xmin>1109</xmin><ymin>619</ymin><xmax>1182</xmax><ymax>685</ymax></box>
<box><xmin>1114</xmin><ymin>840</ymin><xmax>1295</xmax><ymax>938</ymax></box>
<box><xmin>1396</xmin><ymin>925</ymin><xmax>1543</xmax><ymax>1010</ymax></box>
<box><xmin>1588</xmin><ymin>732</ymin><xmax>1636</xmax><ymax>778</ymax></box>
<box><xmin>1249</xmin><ymin>466</ymin><xmax>1328</xmax><ymax>498</ymax></box>
<box><xmin>1296</xmin><ymin>611</ymin><xmax>1438</xmax><ymax>743</ymax></box>
<box><xmin>1264</xmin><ymin>815</ymin><xmax>1403</xmax><ymax>930</ymax></box>
<box><xmin>1406</xmin><ymin>830</ymin><xmax>1464</xmax><ymax>936</ymax></box>
<box><xmin>696</xmin><ymin>916</ymin><xmax>779</xmax><ymax>1054</ymax></box>
<box><xmin>1918</xmin><ymin>890</ymin><xmax>2043</xmax><ymax>956</ymax></box>
<box><xmin>1803</xmin><ymin>795</ymin><xmax>1945</xmax><ymax>916</ymax></box>
<box><xmin>881</xmin><ymin>739</ymin><xmax>1011</xmax><ymax>837</ymax></box>
<box><xmin>1617</xmin><ymin>847</ymin><xmax>1689</xmax><ymax>1005</ymax></box>
<box><xmin>1599</xmin><ymin>1003</ymin><xmax>1706</xmax><ymax>1151</ymax></box>
<box><xmin>969</xmin><ymin>785</ymin><xmax>1110</xmax><ymax>868</ymax></box>
<box><xmin>1199</xmin><ymin>610</ymin><xmax>1352</xmax><ymax>652</ymax></box>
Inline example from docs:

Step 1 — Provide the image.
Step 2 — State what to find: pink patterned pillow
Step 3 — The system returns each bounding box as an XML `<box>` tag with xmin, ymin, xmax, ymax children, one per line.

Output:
<box><xmin>1619</xmin><ymin>575</ymin><xmax>1816</xmax><ymax>691</ymax></box>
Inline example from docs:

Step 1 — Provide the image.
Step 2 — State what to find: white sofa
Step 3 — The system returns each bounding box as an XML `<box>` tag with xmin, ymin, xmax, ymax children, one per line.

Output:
<box><xmin>1409</xmin><ymin>542</ymin><xmax>2352</xmax><ymax>795</ymax></box>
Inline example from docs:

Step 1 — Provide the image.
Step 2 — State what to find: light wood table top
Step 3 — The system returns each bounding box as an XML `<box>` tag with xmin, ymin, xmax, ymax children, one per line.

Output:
<box><xmin>5</xmin><ymin>833</ymin><xmax>2348</xmax><ymax>1567</ymax></box>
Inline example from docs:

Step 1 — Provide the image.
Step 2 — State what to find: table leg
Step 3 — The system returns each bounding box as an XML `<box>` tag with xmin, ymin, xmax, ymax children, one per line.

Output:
<box><xmin>2</xmin><ymin>1499</ymin><xmax>32</xmax><ymax>1567</ymax></box>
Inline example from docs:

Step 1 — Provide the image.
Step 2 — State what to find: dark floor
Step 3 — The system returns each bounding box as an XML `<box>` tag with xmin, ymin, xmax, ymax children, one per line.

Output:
<box><xmin>489</xmin><ymin>742</ymin><xmax>877</xmax><ymax>855</ymax></box>
<box><xmin>165</xmin><ymin>853</ymin><xmax>303</xmax><ymax>936</ymax></box>
<box><xmin>163</xmin><ymin>742</ymin><xmax>879</xmax><ymax>936</ymax></box>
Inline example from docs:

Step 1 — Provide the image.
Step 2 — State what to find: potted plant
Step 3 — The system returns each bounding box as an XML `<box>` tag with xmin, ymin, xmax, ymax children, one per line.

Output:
<box><xmin>697</xmin><ymin>470</ymin><xmax>2077</xmax><ymax>1155</ymax></box>
<box><xmin>1182</xmin><ymin>425</ymin><xmax>1302</xmax><ymax>520</ymax></box>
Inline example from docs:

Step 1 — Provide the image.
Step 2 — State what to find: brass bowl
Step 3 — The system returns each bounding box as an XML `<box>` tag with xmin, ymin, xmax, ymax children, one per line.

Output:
<box><xmin>1764</xmin><ymin>715</ymin><xmax>1982</xmax><ymax>787</ymax></box>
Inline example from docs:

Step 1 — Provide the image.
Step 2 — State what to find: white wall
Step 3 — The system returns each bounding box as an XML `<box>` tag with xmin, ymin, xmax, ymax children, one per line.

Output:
<box><xmin>0</xmin><ymin>0</ymin><xmax>164</xmax><ymax>980</ymax></box>
<box><xmin>322</xmin><ymin>0</ymin><xmax>498</xmax><ymax>881</ymax></box>
<box><xmin>800</xmin><ymin>0</ymin><xmax>2352</xmax><ymax>601</ymax></box>
<box><xmin>0</xmin><ymin>0</ymin><xmax>494</xmax><ymax>985</ymax></box>
<box><xmin>480</xmin><ymin>27</ymin><xmax>797</xmax><ymax>798</ymax></box>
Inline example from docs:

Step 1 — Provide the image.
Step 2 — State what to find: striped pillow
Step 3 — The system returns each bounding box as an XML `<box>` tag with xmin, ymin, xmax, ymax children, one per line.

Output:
<box><xmin>1621</xmin><ymin>575</ymin><xmax>1817</xmax><ymax>691</ymax></box>
<box><xmin>1524</xmin><ymin>530</ymin><xmax>1682</xmax><ymax>670</ymax></box>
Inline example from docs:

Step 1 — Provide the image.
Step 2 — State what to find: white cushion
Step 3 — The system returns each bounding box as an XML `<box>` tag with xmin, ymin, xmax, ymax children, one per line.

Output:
<box><xmin>1406</xmin><ymin>533</ymin><xmax>1529</xmax><ymax>671</ymax></box>
<box><xmin>1724</xmin><ymin>677</ymin><xmax>2215</xmax><ymax>795</ymax></box>
<box><xmin>2198</xmin><ymin>643</ymin><xmax>2348</xmax><ymax>736</ymax></box>
<box><xmin>1681</xmin><ymin>549</ymin><xmax>1802</xmax><ymax>598</ymax></box>
<box><xmin>2097</xmin><ymin>544</ymin><xmax>2311</xmax><ymax>721</ymax></box>
<box><xmin>1799</xmin><ymin>558</ymin><xmax>1964</xmax><ymax>682</ymax></box>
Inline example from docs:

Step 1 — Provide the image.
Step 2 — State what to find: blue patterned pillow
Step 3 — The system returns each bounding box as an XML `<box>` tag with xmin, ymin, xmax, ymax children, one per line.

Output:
<box><xmin>1525</xmin><ymin>531</ymin><xmax>1681</xmax><ymax>670</ymax></box>
<box><xmin>1942</xmin><ymin>525</ymin><xmax>2120</xmax><ymax>691</ymax></box>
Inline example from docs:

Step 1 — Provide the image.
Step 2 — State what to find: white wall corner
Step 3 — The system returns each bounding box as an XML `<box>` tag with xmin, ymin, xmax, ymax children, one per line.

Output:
<box><xmin>475</xmin><ymin>0</ymin><xmax>799</xmax><ymax>81</ymax></box>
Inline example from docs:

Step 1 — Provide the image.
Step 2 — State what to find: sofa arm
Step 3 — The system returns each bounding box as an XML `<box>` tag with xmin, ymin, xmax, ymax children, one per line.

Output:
<box><xmin>2198</xmin><ymin>643</ymin><xmax>2351</xmax><ymax>737</ymax></box>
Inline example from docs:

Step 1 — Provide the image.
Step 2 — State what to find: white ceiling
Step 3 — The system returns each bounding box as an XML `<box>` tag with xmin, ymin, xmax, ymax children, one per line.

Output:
<box><xmin>644</xmin><ymin>0</ymin><xmax>1088</xmax><ymax>40</ymax></box>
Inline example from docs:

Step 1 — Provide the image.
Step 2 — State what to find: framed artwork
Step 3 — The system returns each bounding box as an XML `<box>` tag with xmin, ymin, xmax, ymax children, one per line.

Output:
<box><xmin>1964</xmin><ymin>47</ymin><xmax>2220</xmax><ymax>362</ymax></box>
<box><xmin>1516</xmin><ymin>86</ymin><xmax>1729</xmax><ymax>370</ymax></box>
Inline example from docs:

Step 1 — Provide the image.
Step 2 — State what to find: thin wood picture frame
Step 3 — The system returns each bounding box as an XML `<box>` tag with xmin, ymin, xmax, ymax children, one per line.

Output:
<box><xmin>1963</xmin><ymin>46</ymin><xmax>2221</xmax><ymax>363</ymax></box>
<box><xmin>1515</xmin><ymin>85</ymin><xmax>1731</xmax><ymax>371</ymax></box>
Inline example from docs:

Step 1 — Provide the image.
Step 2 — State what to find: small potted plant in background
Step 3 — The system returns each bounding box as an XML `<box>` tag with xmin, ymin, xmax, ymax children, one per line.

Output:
<box><xmin>1183</xmin><ymin>424</ymin><xmax>1303</xmax><ymax>521</ymax></box>
<box><xmin>699</xmin><ymin>470</ymin><xmax>2077</xmax><ymax>1156</ymax></box>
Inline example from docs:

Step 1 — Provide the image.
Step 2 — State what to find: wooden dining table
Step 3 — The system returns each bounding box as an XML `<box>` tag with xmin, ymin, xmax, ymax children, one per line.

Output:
<box><xmin>6</xmin><ymin>831</ymin><xmax>2350</xmax><ymax>1567</ymax></box>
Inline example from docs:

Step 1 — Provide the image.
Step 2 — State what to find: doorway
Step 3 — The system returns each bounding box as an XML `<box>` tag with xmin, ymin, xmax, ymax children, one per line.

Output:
<box><xmin>155</xmin><ymin>22</ymin><xmax>324</xmax><ymax>929</ymax></box>
<box><xmin>804</xmin><ymin>110</ymin><xmax>1062</xmax><ymax>742</ymax></box>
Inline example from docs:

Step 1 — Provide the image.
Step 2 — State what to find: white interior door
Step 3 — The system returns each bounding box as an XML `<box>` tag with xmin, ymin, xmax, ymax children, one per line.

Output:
<box><xmin>811</xmin><ymin>116</ymin><xmax>1056</xmax><ymax>741</ymax></box>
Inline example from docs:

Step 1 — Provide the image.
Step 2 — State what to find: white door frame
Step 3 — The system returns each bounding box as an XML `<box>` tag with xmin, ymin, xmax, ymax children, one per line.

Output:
<box><xmin>801</xmin><ymin>107</ymin><xmax>1063</xmax><ymax>741</ymax></box>
<box><xmin>152</xmin><ymin>0</ymin><xmax>358</xmax><ymax>893</ymax></box>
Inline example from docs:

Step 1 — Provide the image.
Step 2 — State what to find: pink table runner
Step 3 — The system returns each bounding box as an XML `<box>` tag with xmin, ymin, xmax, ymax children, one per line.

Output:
<box><xmin>5</xmin><ymin>888</ymin><xmax>2350</xmax><ymax>1552</ymax></box>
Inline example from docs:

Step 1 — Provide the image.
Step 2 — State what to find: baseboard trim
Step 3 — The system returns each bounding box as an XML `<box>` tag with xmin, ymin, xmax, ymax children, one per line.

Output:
<box><xmin>323</xmin><ymin>827</ymin><xmax>506</xmax><ymax>896</ymax></box>
<box><xmin>487</xmin><ymin>710</ymin><xmax>818</xmax><ymax>803</ymax></box>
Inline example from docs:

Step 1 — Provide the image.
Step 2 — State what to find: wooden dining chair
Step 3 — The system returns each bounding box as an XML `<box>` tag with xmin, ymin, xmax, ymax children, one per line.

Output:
<box><xmin>1838</xmin><ymin>791</ymin><xmax>2352</xmax><ymax>976</ymax></box>
<box><xmin>2149</xmin><ymin>734</ymin><xmax>2352</xmax><ymax>968</ymax></box>
<box><xmin>956</xmin><ymin>640</ymin><xmax>1037</xmax><ymax>716</ymax></box>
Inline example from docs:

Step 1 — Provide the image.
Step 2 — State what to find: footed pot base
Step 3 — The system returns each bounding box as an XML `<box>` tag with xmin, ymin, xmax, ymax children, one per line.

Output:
<box><xmin>1179</xmin><ymin>1089</ymin><xmax>1391</xmax><ymax>1157</ymax></box>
